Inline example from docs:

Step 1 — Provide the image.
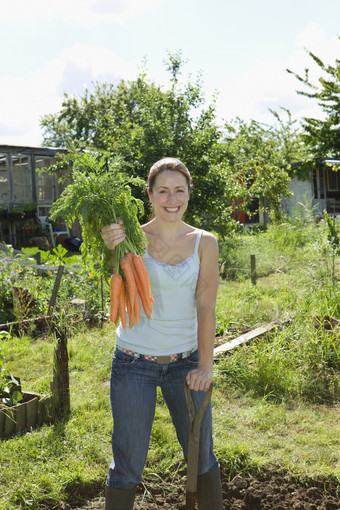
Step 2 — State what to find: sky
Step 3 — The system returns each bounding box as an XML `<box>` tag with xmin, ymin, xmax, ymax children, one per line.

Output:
<box><xmin>0</xmin><ymin>0</ymin><xmax>339</xmax><ymax>147</ymax></box>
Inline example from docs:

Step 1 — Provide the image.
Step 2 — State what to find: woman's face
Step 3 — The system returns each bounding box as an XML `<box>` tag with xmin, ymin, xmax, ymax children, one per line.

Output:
<box><xmin>148</xmin><ymin>170</ymin><xmax>190</xmax><ymax>222</ymax></box>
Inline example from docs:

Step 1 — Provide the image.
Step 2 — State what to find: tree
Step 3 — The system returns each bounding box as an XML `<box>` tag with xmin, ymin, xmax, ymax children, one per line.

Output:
<box><xmin>41</xmin><ymin>54</ymin><xmax>303</xmax><ymax>230</ymax></box>
<box><xmin>41</xmin><ymin>53</ymin><xmax>239</xmax><ymax>236</ymax></box>
<box><xmin>222</xmin><ymin>110</ymin><xmax>306</xmax><ymax>222</ymax></box>
<box><xmin>287</xmin><ymin>42</ymin><xmax>340</xmax><ymax>158</ymax></box>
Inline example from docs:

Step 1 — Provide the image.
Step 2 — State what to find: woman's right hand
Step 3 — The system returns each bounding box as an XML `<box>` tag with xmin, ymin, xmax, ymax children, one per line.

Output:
<box><xmin>101</xmin><ymin>219</ymin><xmax>126</xmax><ymax>250</ymax></box>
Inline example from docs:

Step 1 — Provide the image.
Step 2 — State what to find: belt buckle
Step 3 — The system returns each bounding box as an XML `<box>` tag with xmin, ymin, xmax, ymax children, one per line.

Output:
<box><xmin>156</xmin><ymin>355</ymin><xmax>172</xmax><ymax>364</ymax></box>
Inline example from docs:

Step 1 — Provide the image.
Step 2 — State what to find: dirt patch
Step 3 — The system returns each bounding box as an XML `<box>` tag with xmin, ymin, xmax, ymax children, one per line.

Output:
<box><xmin>40</xmin><ymin>470</ymin><xmax>339</xmax><ymax>510</ymax></box>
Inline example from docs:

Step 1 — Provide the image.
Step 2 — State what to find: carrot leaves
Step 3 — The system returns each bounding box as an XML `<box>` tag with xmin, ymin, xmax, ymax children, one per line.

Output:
<box><xmin>49</xmin><ymin>151</ymin><xmax>146</xmax><ymax>279</ymax></box>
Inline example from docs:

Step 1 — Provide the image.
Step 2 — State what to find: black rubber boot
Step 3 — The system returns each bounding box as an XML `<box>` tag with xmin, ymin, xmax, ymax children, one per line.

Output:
<box><xmin>105</xmin><ymin>484</ymin><xmax>137</xmax><ymax>510</ymax></box>
<box><xmin>196</xmin><ymin>468</ymin><xmax>223</xmax><ymax>510</ymax></box>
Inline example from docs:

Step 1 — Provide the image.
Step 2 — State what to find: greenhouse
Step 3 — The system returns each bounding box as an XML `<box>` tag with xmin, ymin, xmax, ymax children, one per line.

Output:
<box><xmin>0</xmin><ymin>145</ymin><xmax>70</xmax><ymax>248</ymax></box>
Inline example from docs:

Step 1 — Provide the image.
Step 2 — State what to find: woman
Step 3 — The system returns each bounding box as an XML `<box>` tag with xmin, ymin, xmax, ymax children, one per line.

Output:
<box><xmin>101</xmin><ymin>157</ymin><xmax>223</xmax><ymax>510</ymax></box>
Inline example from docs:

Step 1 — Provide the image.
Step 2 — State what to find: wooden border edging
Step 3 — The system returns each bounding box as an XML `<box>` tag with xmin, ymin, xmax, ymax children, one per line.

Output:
<box><xmin>214</xmin><ymin>322</ymin><xmax>276</xmax><ymax>357</ymax></box>
<box><xmin>0</xmin><ymin>391</ymin><xmax>54</xmax><ymax>440</ymax></box>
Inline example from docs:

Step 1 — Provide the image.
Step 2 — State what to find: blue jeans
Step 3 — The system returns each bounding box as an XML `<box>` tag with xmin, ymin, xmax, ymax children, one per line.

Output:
<box><xmin>107</xmin><ymin>348</ymin><xmax>219</xmax><ymax>489</ymax></box>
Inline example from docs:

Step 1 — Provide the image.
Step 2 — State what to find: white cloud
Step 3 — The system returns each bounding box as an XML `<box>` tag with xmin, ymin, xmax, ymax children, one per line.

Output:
<box><xmin>1</xmin><ymin>0</ymin><xmax>161</xmax><ymax>25</ymax></box>
<box><xmin>215</xmin><ymin>23</ymin><xmax>340</xmax><ymax>126</ymax></box>
<box><xmin>47</xmin><ymin>43</ymin><xmax>137</xmax><ymax>94</ymax></box>
<box><xmin>0</xmin><ymin>44</ymin><xmax>137</xmax><ymax>146</ymax></box>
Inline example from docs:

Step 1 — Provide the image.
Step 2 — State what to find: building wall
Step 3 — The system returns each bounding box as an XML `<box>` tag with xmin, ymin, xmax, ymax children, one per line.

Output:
<box><xmin>281</xmin><ymin>176</ymin><xmax>315</xmax><ymax>216</ymax></box>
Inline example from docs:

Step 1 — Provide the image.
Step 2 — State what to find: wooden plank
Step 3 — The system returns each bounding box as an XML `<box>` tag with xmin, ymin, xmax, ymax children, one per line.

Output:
<box><xmin>0</xmin><ymin>408</ymin><xmax>5</xmax><ymax>438</ymax></box>
<box><xmin>0</xmin><ymin>392</ymin><xmax>52</xmax><ymax>438</ymax></box>
<box><xmin>0</xmin><ymin>315</ymin><xmax>50</xmax><ymax>333</ymax></box>
<box><xmin>38</xmin><ymin>395</ymin><xmax>54</xmax><ymax>425</ymax></box>
<box><xmin>251</xmin><ymin>254</ymin><xmax>256</xmax><ymax>285</ymax></box>
<box><xmin>15</xmin><ymin>401</ymin><xmax>26</xmax><ymax>433</ymax></box>
<box><xmin>26</xmin><ymin>398</ymin><xmax>39</xmax><ymax>428</ymax></box>
<box><xmin>4</xmin><ymin>408</ymin><xmax>16</xmax><ymax>437</ymax></box>
<box><xmin>48</xmin><ymin>265</ymin><xmax>64</xmax><ymax>315</ymax></box>
<box><xmin>214</xmin><ymin>322</ymin><xmax>276</xmax><ymax>356</ymax></box>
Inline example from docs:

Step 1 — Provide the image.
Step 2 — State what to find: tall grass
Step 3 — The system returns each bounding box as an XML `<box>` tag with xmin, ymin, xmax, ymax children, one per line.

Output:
<box><xmin>218</xmin><ymin>196</ymin><xmax>334</xmax><ymax>281</ymax></box>
<box><xmin>216</xmin><ymin>202</ymin><xmax>340</xmax><ymax>404</ymax></box>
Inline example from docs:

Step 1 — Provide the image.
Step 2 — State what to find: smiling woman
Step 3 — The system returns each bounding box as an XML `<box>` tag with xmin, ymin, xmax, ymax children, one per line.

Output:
<box><xmin>146</xmin><ymin>158</ymin><xmax>192</xmax><ymax>224</ymax></box>
<box><xmin>101</xmin><ymin>157</ymin><xmax>223</xmax><ymax>510</ymax></box>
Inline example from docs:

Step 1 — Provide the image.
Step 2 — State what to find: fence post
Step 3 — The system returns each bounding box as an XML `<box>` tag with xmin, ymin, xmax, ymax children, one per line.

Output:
<box><xmin>48</xmin><ymin>265</ymin><xmax>64</xmax><ymax>315</ymax></box>
<box><xmin>251</xmin><ymin>254</ymin><xmax>256</xmax><ymax>285</ymax></box>
<box><xmin>34</xmin><ymin>251</ymin><xmax>42</xmax><ymax>276</ymax></box>
<box><xmin>51</xmin><ymin>322</ymin><xmax>70</xmax><ymax>418</ymax></box>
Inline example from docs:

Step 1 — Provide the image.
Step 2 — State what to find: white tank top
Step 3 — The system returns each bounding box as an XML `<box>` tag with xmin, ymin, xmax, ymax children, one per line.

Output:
<box><xmin>116</xmin><ymin>230</ymin><xmax>203</xmax><ymax>355</ymax></box>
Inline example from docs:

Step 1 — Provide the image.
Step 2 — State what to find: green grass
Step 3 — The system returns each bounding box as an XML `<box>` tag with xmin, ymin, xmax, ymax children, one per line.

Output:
<box><xmin>213</xmin><ymin>389</ymin><xmax>340</xmax><ymax>482</ymax></box>
<box><xmin>0</xmin><ymin>218</ymin><xmax>339</xmax><ymax>508</ymax></box>
<box><xmin>0</xmin><ymin>321</ymin><xmax>339</xmax><ymax>509</ymax></box>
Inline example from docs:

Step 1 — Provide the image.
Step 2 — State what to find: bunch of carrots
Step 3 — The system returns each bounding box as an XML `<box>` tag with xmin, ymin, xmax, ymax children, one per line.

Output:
<box><xmin>110</xmin><ymin>252</ymin><xmax>154</xmax><ymax>329</ymax></box>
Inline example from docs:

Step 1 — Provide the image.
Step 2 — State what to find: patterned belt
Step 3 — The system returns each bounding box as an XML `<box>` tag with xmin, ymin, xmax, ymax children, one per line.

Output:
<box><xmin>117</xmin><ymin>346</ymin><xmax>196</xmax><ymax>364</ymax></box>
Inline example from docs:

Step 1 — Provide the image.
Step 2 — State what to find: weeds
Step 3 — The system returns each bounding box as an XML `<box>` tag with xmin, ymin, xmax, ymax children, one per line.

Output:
<box><xmin>215</xmin><ymin>316</ymin><xmax>339</xmax><ymax>404</ymax></box>
<box><xmin>323</xmin><ymin>210</ymin><xmax>340</xmax><ymax>254</ymax></box>
<box><xmin>0</xmin><ymin>244</ymin><xmax>110</xmax><ymax>327</ymax></box>
<box><xmin>216</xmin><ymin>199</ymin><xmax>339</xmax><ymax>404</ymax></box>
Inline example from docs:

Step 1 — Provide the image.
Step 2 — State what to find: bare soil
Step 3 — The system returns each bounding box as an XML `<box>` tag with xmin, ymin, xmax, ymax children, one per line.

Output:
<box><xmin>37</xmin><ymin>470</ymin><xmax>339</xmax><ymax>510</ymax></box>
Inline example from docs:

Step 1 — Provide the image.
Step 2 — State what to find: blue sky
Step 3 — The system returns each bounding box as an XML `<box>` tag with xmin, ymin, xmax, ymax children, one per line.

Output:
<box><xmin>0</xmin><ymin>0</ymin><xmax>339</xmax><ymax>146</ymax></box>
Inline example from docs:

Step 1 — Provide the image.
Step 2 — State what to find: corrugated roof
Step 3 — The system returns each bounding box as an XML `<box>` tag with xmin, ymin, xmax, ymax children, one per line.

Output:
<box><xmin>0</xmin><ymin>144</ymin><xmax>67</xmax><ymax>155</ymax></box>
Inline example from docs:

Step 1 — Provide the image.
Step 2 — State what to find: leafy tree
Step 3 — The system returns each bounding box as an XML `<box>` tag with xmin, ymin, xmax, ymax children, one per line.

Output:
<box><xmin>42</xmin><ymin>54</ymin><xmax>304</xmax><ymax>230</ymax></box>
<box><xmin>41</xmin><ymin>53</ymin><xmax>239</xmax><ymax>236</ymax></box>
<box><xmin>287</xmin><ymin>42</ymin><xmax>340</xmax><ymax>158</ymax></box>
<box><xmin>222</xmin><ymin>110</ymin><xmax>306</xmax><ymax>222</ymax></box>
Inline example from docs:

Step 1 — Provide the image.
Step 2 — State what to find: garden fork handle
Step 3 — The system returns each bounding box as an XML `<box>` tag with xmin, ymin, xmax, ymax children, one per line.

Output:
<box><xmin>184</xmin><ymin>381</ymin><xmax>213</xmax><ymax>510</ymax></box>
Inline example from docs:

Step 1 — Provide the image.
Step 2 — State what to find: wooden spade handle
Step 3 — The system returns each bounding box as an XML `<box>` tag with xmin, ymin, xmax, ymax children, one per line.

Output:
<box><xmin>184</xmin><ymin>382</ymin><xmax>213</xmax><ymax>509</ymax></box>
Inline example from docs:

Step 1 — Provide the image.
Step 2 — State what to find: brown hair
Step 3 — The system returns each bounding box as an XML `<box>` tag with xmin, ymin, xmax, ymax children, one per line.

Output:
<box><xmin>147</xmin><ymin>157</ymin><xmax>193</xmax><ymax>193</ymax></box>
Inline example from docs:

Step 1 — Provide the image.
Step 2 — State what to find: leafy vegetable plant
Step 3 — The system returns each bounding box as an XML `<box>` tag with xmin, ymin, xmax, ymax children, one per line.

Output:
<box><xmin>49</xmin><ymin>151</ymin><xmax>146</xmax><ymax>279</ymax></box>
<box><xmin>0</xmin><ymin>346</ymin><xmax>22</xmax><ymax>407</ymax></box>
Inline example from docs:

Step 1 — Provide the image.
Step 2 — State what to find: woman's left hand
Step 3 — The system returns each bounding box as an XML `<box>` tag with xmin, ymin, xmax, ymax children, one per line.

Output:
<box><xmin>186</xmin><ymin>368</ymin><xmax>213</xmax><ymax>392</ymax></box>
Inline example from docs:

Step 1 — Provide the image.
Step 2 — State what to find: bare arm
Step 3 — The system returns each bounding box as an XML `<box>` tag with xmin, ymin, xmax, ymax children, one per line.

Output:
<box><xmin>186</xmin><ymin>232</ymin><xmax>219</xmax><ymax>391</ymax></box>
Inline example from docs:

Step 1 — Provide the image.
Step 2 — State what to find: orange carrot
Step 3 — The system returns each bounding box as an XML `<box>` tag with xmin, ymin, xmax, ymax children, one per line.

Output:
<box><xmin>127</xmin><ymin>294</ymin><xmax>136</xmax><ymax>328</ymax></box>
<box><xmin>126</xmin><ymin>252</ymin><xmax>144</xmax><ymax>323</ymax></box>
<box><xmin>141</xmin><ymin>295</ymin><xmax>152</xmax><ymax>318</ymax></box>
<box><xmin>120</xmin><ymin>256</ymin><xmax>137</xmax><ymax>314</ymax></box>
<box><xmin>134</xmin><ymin>292</ymin><xmax>141</xmax><ymax>326</ymax></box>
<box><xmin>133</xmin><ymin>254</ymin><xmax>154</xmax><ymax>306</ymax></box>
<box><xmin>130</xmin><ymin>259</ymin><xmax>151</xmax><ymax>319</ymax></box>
<box><xmin>125</xmin><ymin>251</ymin><xmax>134</xmax><ymax>264</ymax></box>
<box><xmin>123</xmin><ymin>253</ymin><xmax>135</xmax><ymax>327</ymax></box>
<box><xmin>135</xmin><ymin>254</ymin><xmax>154</xmax><ymax>303</ymax></box>
<box><xmin>119</xmin><ymin>281</ymin><xmax>127</xmax><ymax>330</ymax></box>
<box><xmin>110</xmin><ymin>273</ymin><xmax>123</xmax><ymax>323</ymax></box>
<box><xmin>126</xmin><ymin>252</ymin><xmax>140</xmax><ymax>285</ymax></box>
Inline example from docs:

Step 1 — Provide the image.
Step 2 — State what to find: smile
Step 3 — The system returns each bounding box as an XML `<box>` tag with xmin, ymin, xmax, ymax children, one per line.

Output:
<box><xmin>164</xmin><ymin>207</ymin><xmax>180</xmax><ymax>212</ymax></box>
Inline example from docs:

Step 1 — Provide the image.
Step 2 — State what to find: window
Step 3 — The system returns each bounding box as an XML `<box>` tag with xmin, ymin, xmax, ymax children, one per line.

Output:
<box><xmin>312</xmin><ymin>167</ymin><xmax>325</xmax><ymax>199</ymax></box>
<box><xmin>35</xmin><ymin>156</ymin><xmax>54</xmax><ymax>204</ymax></box>
<box><xmin>12</xmin><ymin>154</ymin><xmax>32</xmax><ymax>204</ymax></box>
<box><xmin>0</xmin><ymin>154</ymin><xmax>8</xmax><ymax>206</ymax></box>
<box><xmin>327</xmin><ymin>167</ymin><xmax>340</xmax><ymax>191</ymax></box>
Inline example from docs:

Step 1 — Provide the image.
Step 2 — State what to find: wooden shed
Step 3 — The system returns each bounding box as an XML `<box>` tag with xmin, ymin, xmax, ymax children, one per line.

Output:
<box><xmin>0</xmin><ymin>144</ymin><xmax>76</xmax><ymax>249</ymax></box>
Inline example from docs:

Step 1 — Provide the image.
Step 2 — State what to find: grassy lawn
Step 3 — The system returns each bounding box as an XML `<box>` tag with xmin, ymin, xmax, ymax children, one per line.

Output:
<box><xmin>0</xmin><ymin>219</ymin><xmax>339</xmax><ymax>509</ymax></box>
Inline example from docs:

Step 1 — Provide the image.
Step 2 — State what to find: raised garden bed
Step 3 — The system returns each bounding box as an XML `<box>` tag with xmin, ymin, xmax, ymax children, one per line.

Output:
<box><xmin>0</xmin><ymin>391</ymin><xmax>54</xmax><ymax>439</ymax></box>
